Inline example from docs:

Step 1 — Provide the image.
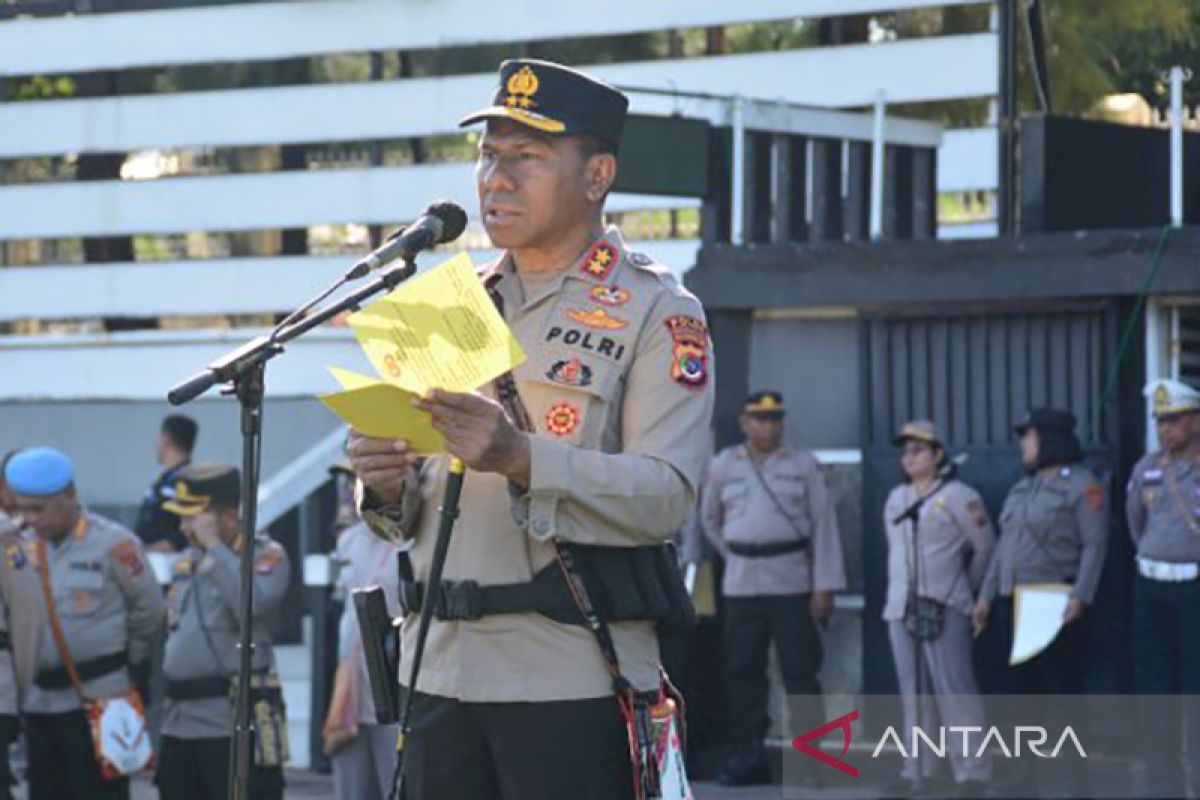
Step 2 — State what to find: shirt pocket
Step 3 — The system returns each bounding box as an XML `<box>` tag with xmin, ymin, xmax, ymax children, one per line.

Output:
<box><xmin>520</xmin><ymin>355</ymin><xmax>624</xmax><ymax>448</ymax></box>
<box><xmin>719</xmin><ymin>479</ymin><xmax>749</xmax><ymax>518</ymax></box>
<box><xmin>767</xmin><ymin>469</ymin><xmax>809</xmax><ymax>519</ymax></box>
<box><xmin>61</xmin><ymin>569</ymin><xmax>105</xmax><ymax>617</ymax></box>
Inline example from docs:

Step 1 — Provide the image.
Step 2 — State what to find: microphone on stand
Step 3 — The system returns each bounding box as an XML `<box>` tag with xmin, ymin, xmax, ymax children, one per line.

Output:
<box><xmin>345</xmin><ymin>200</ymin><xmax>469</xmax><ymax>280</ymax></box>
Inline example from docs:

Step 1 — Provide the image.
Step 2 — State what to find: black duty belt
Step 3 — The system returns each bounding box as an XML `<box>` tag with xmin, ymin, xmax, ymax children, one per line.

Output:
<box><xmin>35</xmin><ymin>651</ymin><xmax>126</xmax><ymax>690</ymax></box>
<box><xmin>727</xmin><ymin>540</ymin><xmax>809</xmax><ymax>558</ymax></box>
<box><xmin>166</xmin><ymin>672</ymin><xmax>276</xmax><ymax>702</ymax></box>
<box><xmin>398</xmin><ymin>543</ymin><xmax>695</xmax><ymax>634</ymax></box>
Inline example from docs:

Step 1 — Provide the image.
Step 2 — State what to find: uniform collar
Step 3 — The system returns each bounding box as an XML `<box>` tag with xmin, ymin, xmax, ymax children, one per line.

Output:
<box><xmin>740</xmin><ymin>444</ymin><xmax>788</xmax><ymax>460</ymax></box>
<box><xmin>481</xmin><ymin>226</ymin><xmax>630</xmax><ymax>312</ymax></box>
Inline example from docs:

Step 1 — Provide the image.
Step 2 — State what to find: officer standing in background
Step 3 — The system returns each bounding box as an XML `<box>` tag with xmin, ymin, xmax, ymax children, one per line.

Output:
<box><xmin>701</xmin><ymin>391</ymin><xmax>846</xmax><ymax>787</ymax></box>
<box><xmin>134</xmin><ymin>415</ymin><xmax>198</xmax><ymax>553</ymax></box>
<box><xmin>883</xmin><ymin>421</ymin><xmax>992</xmax><ymax>797</ymax></box>
<box><xmin>0</xmin><ymin>461</ymin><xmax>41</xmax><ymax>800</ymax></box>
<box><xmin>972</xmin><ymin>408</ymin><xmax>1108</xmax><ymax>690</ymax></box>
<box><xmin>346</xmin><ymin>58</ymin><xmax>713</xmax><ymax>799</ymax></box>
<box><xmin>155</xmin><ymin>463</ymin><xmax>291</xmax><ymax>800</ymax></box>
<box><xmin>4</xmin><ymin>447</ymin><xmax>163</xmax><ymax>800</ymax></box>
<box><xmin>1126</xmin><ymin>379</ymin><xmax>1200</xmax><ymax>797</ymax></box>
<box><xmin>325</xmin><ymin>515</ymin><xmax>403</xmax><ymax>800</ymax></box>
<box><xmin>0</xmin><ymin>451</ymin><xmax>22</xmax><ymax>535</ymax></box>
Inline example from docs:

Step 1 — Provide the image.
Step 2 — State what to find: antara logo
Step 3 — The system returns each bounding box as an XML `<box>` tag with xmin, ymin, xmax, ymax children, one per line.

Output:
<box><xmin>791</xmin><ymin>710</ymin><xmax>1087</xmax><ymax>777</ymax></box>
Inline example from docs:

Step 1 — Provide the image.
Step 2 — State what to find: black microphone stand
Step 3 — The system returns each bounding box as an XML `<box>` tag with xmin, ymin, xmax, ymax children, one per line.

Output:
<box><xmin>167</xmin><ymin>258</ymin><xmax>423</xmax><ymax>800</ymax></box>
<box><xmin>892</xmin><ymin>467</ymin><xmax>952</xmax><ymax>795</ymax></box>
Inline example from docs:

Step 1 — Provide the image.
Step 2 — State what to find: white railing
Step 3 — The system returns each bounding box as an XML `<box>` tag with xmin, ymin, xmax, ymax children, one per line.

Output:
<box><xmin>0</xmin><ymin>0</ymin><xmax>991</xmax><ymax>76</ymax></box>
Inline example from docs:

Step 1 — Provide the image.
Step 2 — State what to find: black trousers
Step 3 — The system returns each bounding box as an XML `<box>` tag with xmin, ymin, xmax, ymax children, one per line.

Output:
<box><xmin>992</xmin><ymin>596</ymin><xmax>1089</xmax><ymax>797</ymax></box>
<box><xmin>401</xmin><ymin>692</ymin><xmax>634</xmax><ymax>800</ymax></box>
<box><xmin>156</xmin><ymin>735</ymin><xmax>284</xmax><ymax>800</ymax></box>
<box><xmin>1133</xmin><ymin>575</ymin><xmax>1200</xmax><ymax>797</ymax></box>
<box><xmin>724</xmin><ymin>594</ymin><xmax>823</xmax><ymax>748</ymax></box>
<box><xmin>26</xmin><ymin>711</ymin><xmax>128</xmax><ymax>800</ymax></box>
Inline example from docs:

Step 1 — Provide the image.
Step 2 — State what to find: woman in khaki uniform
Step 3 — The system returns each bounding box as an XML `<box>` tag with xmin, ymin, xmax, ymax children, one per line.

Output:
<box><xmin>883</xmin><ymin>422</ymin><xmax>993</xmax><ymax>797</ymax></box>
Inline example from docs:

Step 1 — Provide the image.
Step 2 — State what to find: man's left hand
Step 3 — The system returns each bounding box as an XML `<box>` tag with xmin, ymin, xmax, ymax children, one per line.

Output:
<box><xmin>415</xmin><ymin>390</ymin><xmax>531</xmax><ymax>487</ymax></box>
<box><xmin>809</xmin><ymin>591</ymin><xmax>833</xmax><ymax>624</ymax></box>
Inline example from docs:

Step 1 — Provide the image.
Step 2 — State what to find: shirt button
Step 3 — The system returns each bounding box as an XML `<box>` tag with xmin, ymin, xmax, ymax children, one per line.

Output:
<box><xmin>534</xmin><ymin>519</ymin><xmax>550</xmax><ymax>536</ymax></box>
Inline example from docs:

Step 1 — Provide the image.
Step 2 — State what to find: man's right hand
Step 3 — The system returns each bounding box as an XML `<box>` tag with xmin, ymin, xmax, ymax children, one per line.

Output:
<box><xmin>346</xmin><ymin>432</ymin><xmax>414</xmax><ymax>505</ymax></box>
<box><xmin>971</xmin><ymin>599</ymin><xmax>990</xmax><ymax>637</ymax></box>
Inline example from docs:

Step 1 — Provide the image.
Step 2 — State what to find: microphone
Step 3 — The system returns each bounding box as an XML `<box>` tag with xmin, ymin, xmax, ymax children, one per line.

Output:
<box><xmin>345</xmin><ymin>200</ymin><xmax>468</xmax><ymax>280</ymax></box>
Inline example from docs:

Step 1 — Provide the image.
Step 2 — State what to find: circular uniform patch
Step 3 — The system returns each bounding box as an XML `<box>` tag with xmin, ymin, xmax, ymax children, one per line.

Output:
<box><xmin>545</xmin><ymin>403</ymin><xmax>581</xmax><ymax>437</ymax></box>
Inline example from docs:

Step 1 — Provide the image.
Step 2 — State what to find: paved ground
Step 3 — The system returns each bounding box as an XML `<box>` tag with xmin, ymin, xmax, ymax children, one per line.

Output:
<box><xmin>14</xmin><ymin>770</ymin><xmax>856</xmax><ymax>799</ymax></box>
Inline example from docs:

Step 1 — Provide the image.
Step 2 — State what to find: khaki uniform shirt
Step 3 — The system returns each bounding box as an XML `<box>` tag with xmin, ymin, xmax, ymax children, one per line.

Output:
<box><xmin>360</xmin><ymin>227</ymin><xmax>714</xmax><ymax>702</ymax></box>
<box><xmin>701</xmin><ymin>446</ymin><xmax>847</xmax><ymax>597</ymax></box>
<box><xmin>1126</xmin><ymin>449</ymin><xmax>1200</xmax><ymax>563</ymax></box>
<box><xmin>0</xmin><ymin>528</ymin><xmax>43</xmax><ymax>716</ymax></box>
<box><xmin>883</xmin><ymin>480</ymin><xmax>995</xmax><ymax>621</ymax></box>
<box><xmin>25</xmin><ymin>511</ymin><xmax>164</xmax><ymax>714</ymax></box>
<box><xmin>980</xmin><ymin>466</ymin><xmax>1108</xmax><ymax>604</ymax></box>
<box><xmin>161</xmin><ymin>536</ymin><xmax>290</xmax><ymax>739</ymax></box>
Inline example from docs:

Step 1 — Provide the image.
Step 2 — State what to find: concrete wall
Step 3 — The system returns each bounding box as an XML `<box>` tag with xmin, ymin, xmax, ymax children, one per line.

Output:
<box><xmin>0</xmin><ymin>397</ymin><xmax>342</xmax><ymax>522</ymax></box>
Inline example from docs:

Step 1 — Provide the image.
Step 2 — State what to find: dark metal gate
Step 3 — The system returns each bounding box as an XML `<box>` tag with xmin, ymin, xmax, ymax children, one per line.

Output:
<box><xmin>858</xmin><ymin>302</ymin><xmax>1139</xmax><ymax>695</ymax></box>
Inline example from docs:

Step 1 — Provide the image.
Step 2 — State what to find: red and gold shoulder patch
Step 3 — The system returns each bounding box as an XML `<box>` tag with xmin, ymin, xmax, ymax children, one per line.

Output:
<box><xmin>545</xmin><ymin>403</ymin><xmax>581</xmax><ymax>437</ymax></box>
<box><xmin>1084</xmin><ymin>483</ymin><xmax>1105</xmax><ymax>511</ymax></box>
<box><xmin>565</xmin><ymin>307</ymin><xmax>628</xmax><ymax>331</ymax></box>
<box><xmin>255</xmin><ymin>545</ymin><xmax>284</xmax><ymax>576</ymax></box>
<box><xmin>664</xmin><ymin>315</ymin><xmax>710</xmax><ymax>390</ymax></box>
<box><xmin>580</xmin><ymin>242</ymin><xmax>617</xmax><ymax>280</ymax></box>
<box><xmin>589</xmin><ymin>285</ymin><xmax>630</xmax><ymax>307</ymax></box>
<box><xmin>965</xmin><ymin>498</ymin><xmax>989</xmax><ymax>528</ymax></box>
<box><xmin>112</xmin><ymin>539</ymin><xmax>145</xmax><ymax>578</ymax></box>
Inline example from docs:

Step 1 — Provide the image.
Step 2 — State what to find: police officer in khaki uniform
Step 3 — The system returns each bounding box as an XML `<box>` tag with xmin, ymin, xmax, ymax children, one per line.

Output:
<box><xmin>1126</xmin><ymin>379</ymin><xmax>1200</xmax><ymax>797</ymax></box>
<box><xmin>883</xmin><ymin>422</ymin><xmax>992</xmax><ymax>796</ymax></box>
<box><xmin>0</xmin><ymin>449</ymin><xmax>36</xmax><ymax>799</ymax></box>
<box><xmin>973</xmin><ymin>409</ymin><xmax>1107</xmax><ymax>691</ymax></box>
<box><xmin>4</xmin><ymin>447</ymin><xmax>163</xmax><ymax>800</ymax></box>
<box><xmin>155</xmin><ymin>463</ymin><xmax>290</xmax><ymax>800</ymax></box>
<box><xmin>701</xmin><ymin>391</ymin><xmax>846</xmax><ymax>787</ymax></box>
<box><xmin>345</xmin><ymin>59</ymin><xmax>714</xmax><ymax>799</ymax></box>
<box><xmin>0</xmin><ymin>516</ymin><xmax>40</xmax><ymax>800</ymax></box>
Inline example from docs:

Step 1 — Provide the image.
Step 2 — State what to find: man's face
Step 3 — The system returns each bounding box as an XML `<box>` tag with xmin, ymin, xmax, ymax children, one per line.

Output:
<box><xmin>1156</xmin><ymin>412</ymin><xmax>1200</xmax><ymax>453</ymax></box>
<box><xmin>476</xmin><ymin>120</ymin><xmax>597</xmax><ymax>251</ymax></box>
<box><xmin>0</xmin><ymin>481</ymin><xmax>15</xmax><ymax>515</ymax></box>
<box><xmin>14</xmin><ymin>489</ymin><xmax>78</xmax><ymax>541</ymax></box>
<box><xmin>180</xmin><ymin>505</ymin><xmax>238</xmax><ymax>548</ymax></box>
<box><xmin>741</xmin><ymin>414</ymin><xmax>785</xmax><ymax>453</ymax></box>
<box><xmin>155</xmin><ymin>432</ymin><xmax>171</xmax><ymax>464</ymax></box>
<box><xmin>1019</xmin><ymin>428</ymin><xmax>1041</xmax><ymax>468</ymax></box>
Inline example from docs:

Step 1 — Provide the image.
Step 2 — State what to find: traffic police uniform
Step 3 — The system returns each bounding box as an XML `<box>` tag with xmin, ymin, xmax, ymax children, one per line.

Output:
<box><xmin>154</xmin><ymin>464</ymin><xmax>290</xmax><ymax>800</ymax></box>
<box><xmin>700</xmin><ymin>391</ymin><xmax>847</xmax><ymax>784</ymax></box>
<box><xmin>981</xmin><ymin>409</ymin><xmax>1107</xmax><ymax>692</ymax></box>
<box><xmin>883</xmin><ymin>422</ymin><xmax>993</xmax><ymax>789</ymax></box>
<box><xmin>1126</xmin><ymin>379</ymin><xmax>1200</xmax><ymax>796</ymax></box>
<box><xmin>4</xmin><ymin>448</ymin><xmax>164</xmax><ymax>800</ymax></box>
<box><xmin>357</xmin><ymin>59</ymin><xmax>714</xmax><ymax>799</ymax></box>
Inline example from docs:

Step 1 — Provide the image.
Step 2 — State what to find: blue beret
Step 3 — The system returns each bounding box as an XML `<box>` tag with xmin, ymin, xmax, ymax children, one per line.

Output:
<box><xmin>4</xmin><ymin>447</ymin><xmax>74</xmax><ymax>496</ymax></box>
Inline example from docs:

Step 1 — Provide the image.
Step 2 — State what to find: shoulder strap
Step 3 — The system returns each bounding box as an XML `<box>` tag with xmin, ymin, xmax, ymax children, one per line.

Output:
<box><xmin>1162</xmin><ymin>455</ymin><xmax>1200</xmax><ymax>537</ymax></box>
<box><xmin>35</xmin><ymin>537</ymin><xmax>88</xmax><ymax>703</ymax></box>
<box><xmin>746</xmin><ymin>451</ymin><xmax>809</xmax><ymax>542</ymax></box>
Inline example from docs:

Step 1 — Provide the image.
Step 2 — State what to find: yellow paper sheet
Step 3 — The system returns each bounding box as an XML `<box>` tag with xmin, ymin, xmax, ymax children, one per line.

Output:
<box><xmin>318</xmin><ymin>368</ymin><xmax>444</xmax><ymax>454</ymax></box>
<box><xmin>349</xmin><ymin>253</ymin><xmax>526</xmax><ymax>395</ymax></box>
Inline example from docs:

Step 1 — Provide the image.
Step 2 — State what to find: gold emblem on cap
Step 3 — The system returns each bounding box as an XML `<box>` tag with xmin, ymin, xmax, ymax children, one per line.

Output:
<box><xmin>1154</xmin><ymin>384</ymin><xmax>1170</xmax><ymax>411</ymax></box>
<box><xmin>505</xmin><ymin>66</ymin><xmax>540</xmax><ymax>109</ymax></box>
<box><xmin>759</xmin><ymin>395</ymin><xmax>780</xmax><ymax>410</ymax></box>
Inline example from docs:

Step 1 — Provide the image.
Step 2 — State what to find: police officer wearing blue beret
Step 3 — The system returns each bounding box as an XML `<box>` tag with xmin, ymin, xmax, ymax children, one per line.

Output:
<box><xmin>5</xmin><ymin>448</ymin><xmax>164</xmax><ymax>800</ymax></box>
